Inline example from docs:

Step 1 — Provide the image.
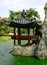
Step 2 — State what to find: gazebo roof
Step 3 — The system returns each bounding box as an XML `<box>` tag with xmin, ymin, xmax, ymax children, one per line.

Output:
<box><xmin>6</xmin><ymin>10</ymin><xmax>42</xmax><ymax>28</ymax></box>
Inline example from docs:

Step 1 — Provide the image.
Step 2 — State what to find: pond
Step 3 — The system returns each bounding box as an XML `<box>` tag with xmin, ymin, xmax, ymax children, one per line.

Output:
<box><xmin>0</xmin><ymin>40</ymin><xmax>47</xmax><ymax>65</ymax></box>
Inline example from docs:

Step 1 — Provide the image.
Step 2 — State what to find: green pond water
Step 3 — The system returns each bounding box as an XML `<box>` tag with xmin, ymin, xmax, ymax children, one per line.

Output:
<box><xmin>0</xmin><ymin>40</ymin><xmax>47</xmax><ymax>65</ymax></box>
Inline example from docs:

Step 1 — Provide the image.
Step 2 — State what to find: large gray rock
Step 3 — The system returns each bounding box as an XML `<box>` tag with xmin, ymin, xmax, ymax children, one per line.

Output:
<box><xmin>10</xmin><ymin>44</ymin><xmax>37</xmax><ymax>56</ymax></box>
<box><xmin>37</xmin><ymin>38</ymin><xmax>47</xmax><ymax>59</ymax></box>
<box><xmin>36</xmin><ymin>3</ymin><xmax>47</xmax><ymax>59</ymax></box>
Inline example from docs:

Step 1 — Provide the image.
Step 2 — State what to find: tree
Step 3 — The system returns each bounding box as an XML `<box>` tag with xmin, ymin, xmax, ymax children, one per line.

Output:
<box><xmin>9</xmin><ymin>8</ymin><xmax>40</xmax><ymax>20</ymax></box>
<box><xmin>0</xmin><ymin>17</ymin><xmax>12</xmax><ymax>35</ymax></box>
<box><xmin>9</xmin><ymin>10</ymin><xmax>21</xmax><ymax>20</ymax></box>
<box><xmin>26</xmin><ymin>8</ymin><xmax>40</xmax><ymax>19</ymax></box>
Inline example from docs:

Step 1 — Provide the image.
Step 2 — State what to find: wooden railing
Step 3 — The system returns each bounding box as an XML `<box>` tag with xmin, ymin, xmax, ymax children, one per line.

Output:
<box><xmin>11</xmin><ymin>35</ymin><xmax>38</xmax><ymax>40</ymax></box>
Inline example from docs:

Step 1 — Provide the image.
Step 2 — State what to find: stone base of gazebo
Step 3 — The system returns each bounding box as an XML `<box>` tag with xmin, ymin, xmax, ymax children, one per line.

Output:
<box><xmin>10</xmin><ymin>44</ymin><xmax>37</xmax><ymax>56</ymax></box>
<box><xmin>10</xmin><ymin>41</ymin><xmax>47</xmax><ymax>59</ymax></box>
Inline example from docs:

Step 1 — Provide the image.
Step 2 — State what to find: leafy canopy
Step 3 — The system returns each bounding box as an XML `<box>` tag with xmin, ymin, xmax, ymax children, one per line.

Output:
<box><xmin>9</xmin><ymin>8</ymin><xmax>40</xmax><ymax>20</ymax></box>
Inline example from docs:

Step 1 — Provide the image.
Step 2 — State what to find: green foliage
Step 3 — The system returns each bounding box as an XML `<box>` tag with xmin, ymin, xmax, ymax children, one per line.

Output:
<box><xmin>20</xmin><ymin>28</ymin><xmax>28</xmax><ymax>34</ymax></box>
<box><xmin>0</xmin><ymin>36</ymin><xmax>11</xmax><ymax>41</ymax></box>
<box><xmin>9</xmin><ymin>8</ymin><xmax>40</xmax><ymax>20</ymax></box>
<box><xmin>26</xmin><ymin>8</ymin><xmax>40</xmax><ymax>19</ymax></box>
<box><xmin>0</xmin><ymin>17</ymin><xmax>13</xmax><ymax>35</ymax></box>
<box><xmin>9</xmin><ymin>10</ymin><xmax>21</xmax><ymax>20</ymax></box>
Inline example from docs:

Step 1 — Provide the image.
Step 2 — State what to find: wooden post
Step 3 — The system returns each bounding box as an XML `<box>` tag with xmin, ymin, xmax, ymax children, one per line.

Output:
<box><xmin>28</xmin><ymin>28</ymin><xmax>30</xmax><ymax>45</ymax></box>
<box><xmin>18</xmin><ymin>28</ymin><xmax>21</xmax><ymax>45</ymax></box>
<box><xmin>14</xmin><ymin>27</ymin><xmax>16</xmax><ymax>45</ymax></box>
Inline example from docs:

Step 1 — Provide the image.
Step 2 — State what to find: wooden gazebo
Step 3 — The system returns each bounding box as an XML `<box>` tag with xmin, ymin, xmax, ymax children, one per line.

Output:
<box><xmin>6</xmin><ymin>10</ymin><xmax>41</xmax><ymax>46</ymax></box>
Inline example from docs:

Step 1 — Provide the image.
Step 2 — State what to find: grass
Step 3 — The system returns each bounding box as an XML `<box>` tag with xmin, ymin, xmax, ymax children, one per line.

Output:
<box><xmin>0</xmin><ymin>36</ymin><xmax>11</xmax><ymax>41</ymax></box>
<box><xmin>0</xmin><ymin>36</ymin><xmax>30</xmax><ymax>44</ymax></box>
<box><xmin>0</xmin><ymin>36</ymin><xmax>47</xmax><ymax>65</ymax></box>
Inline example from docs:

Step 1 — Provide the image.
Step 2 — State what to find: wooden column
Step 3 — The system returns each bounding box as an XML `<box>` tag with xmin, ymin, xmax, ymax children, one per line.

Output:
<box><xmin>14</xmin><ymin>27</ymin><xmax>16</xmax><ymax>45</ymax></box>
<box><xmin>18</xmin><ymin>28</ymin><xmax>21</xmax><ymax>45</ymax></box>
<box><xmin>28</xmin><ymin>28</ymin><xmax>30</xmax><ymax>45</ymax></box>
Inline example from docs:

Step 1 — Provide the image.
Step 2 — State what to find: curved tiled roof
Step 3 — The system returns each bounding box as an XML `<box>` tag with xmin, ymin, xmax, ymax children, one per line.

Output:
<box><xmin>6</xmin><ymin>10</ymin><xmax>42</xmax><ymax>28</ymax></box>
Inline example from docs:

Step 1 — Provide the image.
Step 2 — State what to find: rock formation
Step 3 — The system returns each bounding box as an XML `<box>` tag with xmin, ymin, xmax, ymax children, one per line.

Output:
<box><xmin>36</xmin><ymin>3</ymin><xmax>47</xmax><ymax>59</ymax></box>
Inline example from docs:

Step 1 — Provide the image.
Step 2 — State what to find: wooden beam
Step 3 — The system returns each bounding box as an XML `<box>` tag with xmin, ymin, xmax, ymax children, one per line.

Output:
<box><xmin>28</xmin><ymin>28</ymin><xmax>30</xmax><ymax>45</ymax></box>
<box><xmin>14</xmin><ymin>27</ymin><xmax>16</xmax><ymax>45</ymax></box>
<box><xmin>18</xmin><ymin>28</ymin><xmax>21</xmax><ymax>45</ymax></box>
